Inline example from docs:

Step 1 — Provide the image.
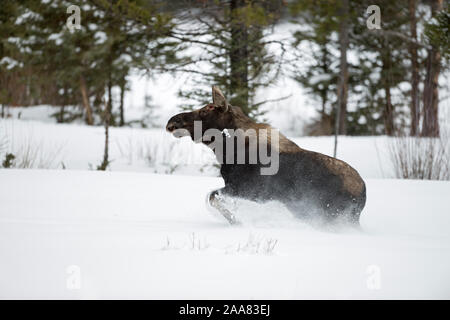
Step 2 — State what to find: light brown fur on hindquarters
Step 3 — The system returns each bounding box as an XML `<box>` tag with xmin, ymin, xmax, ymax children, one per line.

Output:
<box><xmin>319</xmin><ymin>154</ymin><xmax>365</xmax><ymax>197</ymax></box>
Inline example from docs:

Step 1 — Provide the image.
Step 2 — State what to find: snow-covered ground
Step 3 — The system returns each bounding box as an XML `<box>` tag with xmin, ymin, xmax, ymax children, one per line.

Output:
<box><xmin>1</xmin><ymin>107</ymin><xmax>450</xmax><ymax>299</ymax></box>
<box><xmin>1</xmin><ymin>169</ymin><xmax>449</xmax><ymax>299</ymax></box>
<box><xmin>1</xmin><ymin>17</ymin><xmax>449</xmax><ymax>299</ymax></box>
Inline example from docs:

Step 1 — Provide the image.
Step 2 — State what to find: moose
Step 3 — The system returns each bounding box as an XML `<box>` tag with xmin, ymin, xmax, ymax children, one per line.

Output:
<box><xmin>166</xmin><ymin>86</ymin><xmax>366</xmax><ymax>226</ymax></box>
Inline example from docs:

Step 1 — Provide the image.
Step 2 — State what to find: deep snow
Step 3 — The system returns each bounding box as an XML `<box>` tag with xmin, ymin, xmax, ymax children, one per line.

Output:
<box><xmin>1</xmin><ymin>169</ymin><xmax>449</xmax><ymax>299</ymax></box>
<box><xmin>1</xmin><ymin>104</ymin><xmax>450</xmax><ymax>299</ymax></box>
<box><xmin>1</xmin><ymin>17</ymin><xmax>449</xmax><ymax>299</ymax></box>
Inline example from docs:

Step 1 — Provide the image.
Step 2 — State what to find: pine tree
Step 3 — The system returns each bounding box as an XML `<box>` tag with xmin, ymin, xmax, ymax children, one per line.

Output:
<box><xmin>290</xmin><ymin>0</ymin><xmax>357</xmax><ymax>139</ymax></box>
<box><xmin>166</xmin><ymin>0</ymin><xmax>285</xmax><ymax>117</ymax></box>
<box><xmin>347</xmin><ymin>0</ymin><xmax>412</xmax><ymax>136</ymax></box>
<box><xmin>0</xmin><ymin>1</ymin><xmax>28</xmax><ymax>112</ymax></box>
<box><xmin>409</xmin><ymin>0</ymin><xmax>420</xmax><ymax>136</ymax></box>
<box><xmin>422</xmin><ymin>0</ymin><xmax>446</xmax><ymax>137</ymax></box>
<box><xmin>290</xmin><ymin>0</ymin><xmax>339</xmax><ymax>135</ymax></box>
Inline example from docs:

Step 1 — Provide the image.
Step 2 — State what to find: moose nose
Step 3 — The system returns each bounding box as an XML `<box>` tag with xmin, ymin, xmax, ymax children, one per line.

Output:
<box><xmin>166</xmin><ymin>123</ymin><xmax>177</xmax><ymax>132</ymax></box>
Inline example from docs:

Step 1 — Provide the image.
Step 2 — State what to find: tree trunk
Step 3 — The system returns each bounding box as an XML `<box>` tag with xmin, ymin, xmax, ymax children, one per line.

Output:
<box><xmin>334</xmin><ymin>0</ymin><xmax>349</xmax><ymax>156</ymax></box>
<box><xmin>422</xmin><ymin>0</ymin><xmax>443</xmax><ymax>137</ymax></box>
<box><xmin>119</xmin><ymin>80</ymin><xmax>125</xmax><ymax>126</ymax></box>
<box><xmin>98</xmin><ymin>74</ymin><xmax>112</xmax><ymax>171</ymax></box>
<box><xmin>382</xmin><ymin>50</ymin><xmax>395</xmax><ymax>136</ymax></box>
<box><xmin>409</xmin><ymin>0</ymin><xmax>420</xmax><ymax>136</ymax></box>
<box><xmin>1</xmin><ymin>104</ymin><xmax>4</xmax><ymax>118</ymax></box>
<box><xmin>383</xmin><ymin>82</ymin><xmax>394</xmax><ymax>136</ymax></box>
<box><xmin>336</xmin><ymin>0</ymin><xmax>349</xmax><ymax>135</ymax></box>
<box><xmin>58</xmin><ymin>106</ymin><xmax>65</xmax><ymax>123</ymax></box>
<box><xmin>229</xmin><ymin>0</ymin><xmax>249</xmax><ymax>114</ymax></box>
<box><xmin>321</xmin><ymin>93</ymin><xmax>327</xmax><ymax>118</ymax></box>
<box><xmin>320</xmin><ymin>45</ymin><xmax>329</xmax><ymax>120</ymax></box>
<box><xmin>58</xmin><ymin>85</ymin><xmax>68</xmax><ymax>123</ymax></box>
<box><xmin>79</xmin><ymin>75</ymin><xmax>94</xmax><ymax>125</ymax></box>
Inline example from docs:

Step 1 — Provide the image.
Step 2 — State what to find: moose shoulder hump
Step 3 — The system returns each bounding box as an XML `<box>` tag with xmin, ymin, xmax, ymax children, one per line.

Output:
<box><xmin>229</xmin><ymin>105</ymin><xmax>301</xmax><ymax>154</ymax></box>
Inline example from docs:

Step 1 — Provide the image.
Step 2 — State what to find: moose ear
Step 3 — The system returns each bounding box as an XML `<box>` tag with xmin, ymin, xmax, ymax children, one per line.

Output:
<box><xmin>212</xmin><ymin>86</ymin><xmax>229</xmax><ymax>112</ymax></box>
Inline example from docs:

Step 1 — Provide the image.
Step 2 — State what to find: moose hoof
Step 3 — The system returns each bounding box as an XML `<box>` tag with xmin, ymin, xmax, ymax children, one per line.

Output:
<box><xmin>206</xmin><ymin>190</ymin><xmax>239</xmax><ymax>225</ymax></box>
<box><xmin>222</xmin><ymin>209</ymin><xmax>239</xmax><ymax>225</ymax></box>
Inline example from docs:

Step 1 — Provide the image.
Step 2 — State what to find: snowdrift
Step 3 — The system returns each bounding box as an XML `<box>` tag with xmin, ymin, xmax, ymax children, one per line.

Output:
<box><xmin>1</xmin><ymin>169</ymin><xmax>449</xmax><ymax>299</ymax></box>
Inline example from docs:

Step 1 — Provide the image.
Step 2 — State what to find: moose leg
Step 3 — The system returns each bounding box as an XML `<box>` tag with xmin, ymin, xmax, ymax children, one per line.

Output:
<box><xmin>207</xmin><ymin>189</ymin><xmax>238</xmax><ymax>225</ymax></box>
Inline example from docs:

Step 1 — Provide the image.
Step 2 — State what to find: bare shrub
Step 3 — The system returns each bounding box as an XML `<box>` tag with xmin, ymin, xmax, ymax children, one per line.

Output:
<box><xmin>0</xmin><ymin>125</ymin><xmax>65</xmax><ymax>169</ymax></box>
<box><xmin>13</xmin><ymin>136</ymin><xmax>65</xmax><ymax>169</ymax></box>
<box><xmin>234</xmin><ymin>234</ymin><xmax>278</xmax><ymax>255</ymax></box>
<box><xmin>116</xmin><ymin>133</ymin><xmax>218</xmax><ymax>175</ymax></box>
<box><xmin>388</xmin><ymin>130</ymin><xmax>450</xmax><ymax>180</ymax></box>
<box><xmin>116</xmin><ymin>135</ymin><xmax>180</xmax><ymax>173</ymax></box>
<box><xmin>190</xmin><ymin>232</ymin><xmax>209</xmax><ymax>251</ymax></box>
<box><xmin>0</xmin><ymin>121</ymin><xmax>66</xmax><ymax>169</ymax></box>
<box><xmin>115</xmin><ymin>135</ymin><xmax>135</xmax><ymax>165</ymax></box>
<box><xmin>0</xmin><ymin>123</ymin><xmax>13</xmax><ymax>168</ymax></box>
<box><xmin>160</xmin><ymin>233</ymin><xmax>209</xmax><ymax>251</ymax></box>
<box><xmin>0</xmin><ymin>127</ymin><xmax>7</xmax><ymax>157</ymax></box>
<box><xmin>143</xmin><ymin>137</ymin><xmax>178</xmax><ymax>169</ymax></box>
<box><xmin>0</xmin><ymin>133</ymin><xmax>6</xmax><ymax>154</ymax></box>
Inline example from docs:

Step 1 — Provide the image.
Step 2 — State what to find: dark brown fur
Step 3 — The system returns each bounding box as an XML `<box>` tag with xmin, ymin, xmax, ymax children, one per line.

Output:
<box><xmin>167</xmin><ymin>86</ymin><xmax>366</xmax><ymax>225</ymax></box>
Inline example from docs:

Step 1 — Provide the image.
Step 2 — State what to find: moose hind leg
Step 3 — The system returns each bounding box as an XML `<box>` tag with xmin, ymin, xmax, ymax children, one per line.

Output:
<box><xmin>207</xmin><ymin>189</ymin><xmax>238</xmax><ymax>225</ymax></box>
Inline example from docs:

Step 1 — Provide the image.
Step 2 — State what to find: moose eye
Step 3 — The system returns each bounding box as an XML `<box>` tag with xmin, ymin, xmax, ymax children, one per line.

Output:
<box><xmin>200</xmin><ymin>105</ymin><xmax>215</xmax><ymax>117</ymax></box>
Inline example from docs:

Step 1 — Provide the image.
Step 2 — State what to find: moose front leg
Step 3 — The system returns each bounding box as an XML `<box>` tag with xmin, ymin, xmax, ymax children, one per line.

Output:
<box><xmin>207</xmin><ymin>189</ymin><xmax>238</xmax><ymax>225</ymax></box>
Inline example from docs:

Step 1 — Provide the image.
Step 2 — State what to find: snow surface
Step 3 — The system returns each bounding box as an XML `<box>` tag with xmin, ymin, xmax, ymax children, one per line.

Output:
<box><xmin>1</xmin><ymin>103</ymin><xmax>450</xmax><ymax>299</ymax></box>
<box><xmin>1</xmin><ymin>16</ymin><xmax>449</xmax><ymax>299</ymax></box>
<box><xmin>0</xmin><ymin>169</ymin><xmax>449</xmax><ymax>299</ymax></box>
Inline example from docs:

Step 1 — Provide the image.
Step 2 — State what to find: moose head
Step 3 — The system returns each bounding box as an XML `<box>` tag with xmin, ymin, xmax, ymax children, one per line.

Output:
<box><xmin>166</xmin><ymin>86</ymin><xmax>235</xmax><ymax>143</ymax></box>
